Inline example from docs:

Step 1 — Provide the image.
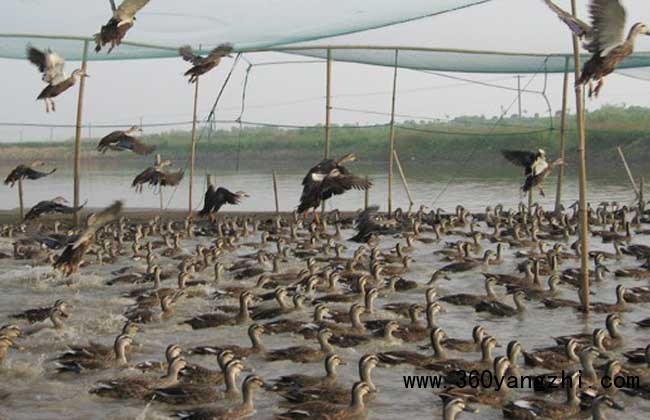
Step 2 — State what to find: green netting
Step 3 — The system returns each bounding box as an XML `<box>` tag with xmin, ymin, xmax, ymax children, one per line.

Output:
<box><xmin>280</xmin><ymin>46</ymin><xmax>650</xmax><ymax>74</ymax></box>
<box><xmin>0</xmin><ymin>0</ymin><xmax>491</xmax><ymax>60</ymax></box>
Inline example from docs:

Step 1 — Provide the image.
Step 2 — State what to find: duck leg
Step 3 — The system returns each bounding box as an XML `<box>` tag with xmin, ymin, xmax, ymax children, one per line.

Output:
<box><xmin>44</xmin><ymin>99</ymin><xmax>50</xmax><ymax>113</ymax></box>
<box><xmin>51</xmin><ymin>99</ymin><xmax>56</xmax><ymax>113</ymax></box>
<box><xmin>538</xmin><ymin>186</ymin><xmax>546</xmax><ymax>198</ymax></box>
<box><xmin>588</xmin><ymin>80</ymin><xmax>595</xmax><ymax>98</ymax></box>
<box><xmin>313</xmin><ymin>208</ymin><xmax>321</xmax><ymax>226</ymax></box>
<box><xmin>594</xmin><ymin>78</ymin><xmax>604</xmax><ymax>98</ymax></box>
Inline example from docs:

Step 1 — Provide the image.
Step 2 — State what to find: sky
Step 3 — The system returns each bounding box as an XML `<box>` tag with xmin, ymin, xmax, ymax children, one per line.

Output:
<box><xmin>1</xmin><ymin>0</ymin><xmax>650</xmax><ymax>143</ymax></box>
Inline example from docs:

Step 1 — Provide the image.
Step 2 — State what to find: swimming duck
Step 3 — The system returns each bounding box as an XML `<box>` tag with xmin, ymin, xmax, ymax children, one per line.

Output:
<box><xmin>502</xmin><ymin>371</ymin><xmax>582</xmax><ymax>418</ymax></box>
<box><xmin>441</xmin><ymin>277</ymin><xmax>498</xmax><ymax>306</ymax></box>
<box><xmin>55</xmin><ymin>334</ymin><xmax>132</xmax><ymax>373</ymax></box>
<box><xmin>188</xmin><ymin>323</ymin><xmax>266</xmax><ymax>359</ymax></box>
<box><xmin>266</xmin><ymin>328</ymin><xmax>334</xmax><ymax>363</ymax></box>
<box><xmin>10</xmin><ymin>299</ymin><xmax>70</xmax><ymax>324</ymax></box>
<box><xmin>298</xmin><ymin>153</ymin><xmax>372</xmax><ymax>225</ymax></box>
<box><xmin>377</xmin><ymin>327</ymin><xmax>447</xmax><ymax>368</ymax></box>
<box><xmin>441</xmin><ymin>397</ymin><xmax>479</xmax><ymax>420</ymax></box>
<box><xmin>26</xmin><ymin>47</ymin><xmax>88</xmax><ymax>113</ymax></box>
<box><xmin>135</xmin><ymin>343</ymin><xmax>182</xmax><ymax>373</ymax></box>
<box><xmin>179</xmin><ymin>350</ymin><xmax>234</xmax><ymax>386</ymax></box>
<box><xmin>89</xmin><ymin>356</ymin><xmax>186</xmax><ymax>400</ymax></box>
<box><xmin>474</xmin><ymin>290</ymin><xmax>527</xmax><ymax>317</ymax></box>
<box><xmin>271</xmin><ymin>353</ymin><xmax>344</xmax><ymax>391</ymax></box>
<box><xmin>427</xmin><ymin>336</ymin><xmax>499</xmax><ymax>375</ymax></box>
<box><xmin>179</xmin><ymin>43</ymin><xmax>234</xmax><ymax>83</ymax></box>
<box><xmin>182</xmin><ymin>291</ymin><xmax>254</xmax><ymax>329</ymax></box>
<box><xmin>94</xmin><ymin>0</ymin><xmax>150</xmax><ymax>53</ymax></box>
<box><xmin>442</xmin><ymin>356</ymin><xmax>511</xmax><ymax>407</ymax></box>
<box><xmin>590</xmin><ymin>285</ymin><xmax>628</xmax><ymax>313</ymax></box>
<box><xmin>274</xmin><ymin>380</ymin><xmax>372</xmax><ymax>420</ymax></box>
<box><xmin>153</xmin><ymin>358</ymin><xmax>244</xmax><ymax>405</ymax></box>
<box><xmin>22</xmin><ymin>307</ymin><xmax>69</xmax><ymax>335</ymax></box>
<box><xmin>523</xmin><ymin>339</ymin><xmax>580</xmax><ymax>370</ymax></box>
<box><xmin>174</xmin><ymin>374</ymin><xmax>266</xmax><ymax>420</ymax></box>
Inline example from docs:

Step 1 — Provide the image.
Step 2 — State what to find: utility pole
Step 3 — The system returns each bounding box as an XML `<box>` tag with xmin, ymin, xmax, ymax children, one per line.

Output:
<box><xmin>517</xmin><ymin>75</ymin><xmax>522</xmax><ymax>118</ymax></box>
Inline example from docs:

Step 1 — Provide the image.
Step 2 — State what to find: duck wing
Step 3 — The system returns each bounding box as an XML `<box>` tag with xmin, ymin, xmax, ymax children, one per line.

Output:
<box><xmin>501</xmin><ymin>150</ymin><xmax>536</xmax><ymax>170</ymax></box>
<box><xmin>585</xmin><ymin>0</ymin><xmax>627</xmax><ymax>56</ymax></box>
<box><xmin>542</xmin><ymin>0</ymin><xmax>592</xmax><ymax>38</ymax></box>
<box><xmin>115</xmin><ymin>0</ymin><xmax>150</xmax><ymax>21</ymax></box>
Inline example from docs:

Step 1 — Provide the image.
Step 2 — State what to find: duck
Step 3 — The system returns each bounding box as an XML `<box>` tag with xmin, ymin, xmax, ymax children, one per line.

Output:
<box><xmin>441</xmin><ymin>397</ymin><xmax>479</xmax><ymax>420</ymax></box>
<box><xmin>266</xmin><ymin>328</ymin><xmax>334</xmax><ymax>363</ymax></box>
<box><xmin>10</xmin><ymin>299</ymin><xmax>70</xmax><ymax>324</ymax></box>
<box><xmin>436</xmin><ymin>249</ymin><xmax>495</xmax><ymax>274</ymax></box>
<box><xmin>442</xmin><ymin>356</ymin><xmax>511</xmax><ymax>407</ymax></box>
<box><xmin>182</xmin><ymin>291</ymin><xmax>254</xmax><ymax>329</ymax></box>
<box><xmin>0</xmin><ymin>337</ymin><xmax>16</xmax><ymax>367</ymax></box>
<box><xmin>265</xmin><ymin>304</ymin><xmax>331</xmax><ymax>336</ymax></box>
<box><xmin>474</xmin><ymin>290</ymin><xmax>527</xmax><ymax>317</ymax></box>
<box><xmin>377</xmin><ymin>327</ymin><xmax>448</xmax><ymax>368</ymax></box>
<box><xmin>523</xmin><ymin>339</ymin><xmax>580</xmax><ymax>370</ymax></box>
<box><xmin>590</xmin><ymin>285</ymin><xmax>628</xmax><ymax>313</ymax></box>
<box><xmin>188</xmin><ymin>324</ymin><xmax>266</xmax><ymax>359</ymax></box>
<box><xmin>153</xmin><ymin>358</ymin><xmax>245</xmax><ymax>405</ymax></box>
<box><xmin>94</xmin><ymin>0</ymin><xmax>151</xmax><ymax>53</ymax></box>
<box><xmin>173</xmin><ymin>375</ymin><xmax>266</xmax><ymax>420</ymax></box>
<box><xmin>440</xmin><ymin>277</ymin><xmax>498</xmax><ymax>306</ymax></box>
<box><xmin>502</xmin><ymin>371</ymin><xmax>582</xmax><ymax>418</ymax></box>
<box><xmin>427</xmin><ymin>336</ymin><xmax>499</xmax><ymax>375</ymax></box>
<box><xmin>278</xmin><ymin>354</ymin><xmax>379</xmax><ymax>405</ymax></box>
<box><xmin>274</xmin><ymin>381</ymin><xmax>372</xmax><ymax>420</ymax></box>
<box><xmin>22</xmin><ymin>307</ymin><xmax>70</xmax><ymax>335</ymax></box>
<box><xmin>252</xmin><ymin>293</ymin><xmax>306</xmax><ymax>321</ymax></box>
<box><xmin>271</xmin><ymin>353</ymin><xmax>344</xmax><ymax>391</ymax></box>
<box><xmin>55</xmin><ymin>334</ymin><xmax>132</xmax><ymax>373</ymax></box>
<box><xmin>3</xmin><ymin>160</ymin><xmax>56</xmax><ymax>187</ymax></box>
<box><xmin>590</xmin><ymin>395</ymin><xmax>625</xmax><ymax>420</ymax></box>
<box><xmin>135</xmin><ymin>343</ymin><xmax>182</xmax><ymax>373</ymax></box>
<box><xmin>26</xmin><ymin>47</ymin><xmax>88</xmax><ymax>112</ymax></box>
<box><xmin>124</xmin><ymin>293</ymin><xmax>181</xmax><ymax>323</ymax></box>
<box><xmin>179</xmin><ymin>350</ymin><xmax>234</xmax><ymax>386</ymax></box>
<box><xmin>439</xmin><ymin>325</ymin><xmax>488</xmax><ymax>353</ymax></box>
<box><xmin>96</xmin><ymin>126</ymin><xmax>154</xmax><ymax>155</ymax></box>
<box><xmin>179</xmin><ymin>43</ymin><xmax>234</xmax><ymax>83</ymax></box>
<box><xmin>298</xmin><ymin>153</ymin><xmax>372</xmax><ymax>225</ymax></box>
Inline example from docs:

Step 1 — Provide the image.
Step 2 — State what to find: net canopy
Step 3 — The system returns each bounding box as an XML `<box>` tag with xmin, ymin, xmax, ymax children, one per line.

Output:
<box><xmin>0</xmin><ymin>0</ymin><xmax>490</xmax><ymax>60</ymax></box>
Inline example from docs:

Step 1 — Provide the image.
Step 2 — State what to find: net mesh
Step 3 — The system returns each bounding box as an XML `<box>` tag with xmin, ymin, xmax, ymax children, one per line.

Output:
<box><xmin>0</xmin><ymin>0</ymin><xmax>491</xmax><ymax>60</ymax></box>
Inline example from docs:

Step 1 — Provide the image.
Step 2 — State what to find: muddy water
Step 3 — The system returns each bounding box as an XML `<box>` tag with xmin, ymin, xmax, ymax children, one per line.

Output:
<box><xmin>0</xmin><ymin>174</ymin><xmax>649</xmax><ymax>419</ymax></box>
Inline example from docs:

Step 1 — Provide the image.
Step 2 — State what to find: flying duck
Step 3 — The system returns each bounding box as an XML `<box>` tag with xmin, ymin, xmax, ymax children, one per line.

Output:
<box><xmin>298</xmin><ymin>153</ymin><xmax>371</xmax><ymax>224</ymax></box>
<box><xmin>97</xmin><ymin>126</ymin><xmax>154</xmax><ymax>155</ymax></box>
<box><xmin>198</xmin><ymin>185</ymin><xmax>249</xmax><ymax>221</ymax></box>
<box><xmin>94</xmin><ymin>0</ymin><xmax>150</xmax><ymax>53</ymax></box>
<box><xmin>24</xmin><ymin>197</ymin><xmax>85</xmax><ymax>220</ymax></box>
<box><xmin>179</xmin><ymin>43</ymin><xmax>234</xmax><ymax>83</ymax></box>
<box><xmin>543</xmin><ymin>0</ymin><xmax>650</xmax><ymax>97</ymax></box>
<box><xmin>502</xmin><ymin>149</ymin><xmax>563</xmax><ymax>196</ymax></box>
<box><xmin>53</xmin><ymin>201</ymin><xmax>123</xmax><ymax>276</ymax></box>
<box><xmin>27</xmin><ymin>46</ymin><xmax>88</xmax><ymax>113</ymax></box>
<box><xmin>132</xmin><ymin>155</ymin><xmax>184</xmax><ymax>193</ymax></box>
<box><xmin>4</xmin><ymin>161</ymin><xmax>56</xmax><ymax>187</ymax></box>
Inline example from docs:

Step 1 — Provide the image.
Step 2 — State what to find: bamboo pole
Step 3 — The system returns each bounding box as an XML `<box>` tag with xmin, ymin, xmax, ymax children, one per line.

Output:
<box><xmin>17</xmin><ymin>179</ymin><xmax>24</xmax><ymax>220</ymax></box>
<box><xmin>188</xmin><ymin>77</ymin><xmax>200</xmax><ymax>216</ymax></box>
<box><xmin>554</xmin><ymin>57</ymin><xmax>570</xmax><ymax>217</ymax></box>
<box><xmin>640</xmin><ymin>177</ymin><xmax>645</xmax><ymax>207</ymax></box>
<box><xmin>324</xmin><ymin>49</ymin><xmax>332</xmax><ymax>159</ymax></box>
<box><xmin>321</xmin><ymin>49</ymin><xmax>333</xmax><ymax>216</ymax></box>
<box><xmin>616</xmin><ymin>146</ymin><xmax>639</xmax><ymax>197</ymax></box>
<box><xmin>272</xmin><ymin>170</ymin><xmax>280</xmax><ymax>215</ymax></box>
<box><xmin>159</xmin><ymin>188</ymin><xmax>164</xmax><ymax>212</ymax></box>
<box><xmin>570</xmin><ymin>0</ymin><xmax>590</xmax><ymax>313</ymax></box>
<box><xmin>393</xmin><ymin>150</ymin><xmax>414</xmax><ymax>207</ymax></box>
<box><xmin>364</xmin><ymin>176</ymin><xmax>369</xmax><ymax>210</ymax></box>
<box><xmin>73</xmin><ymin>40</ymin><xmax>89</xmax><ymax>227</ymax></box>
<box><xmin>387</xmin><ymin>49</ymin><xmax>399</xmax><ymax>216</ymax></box>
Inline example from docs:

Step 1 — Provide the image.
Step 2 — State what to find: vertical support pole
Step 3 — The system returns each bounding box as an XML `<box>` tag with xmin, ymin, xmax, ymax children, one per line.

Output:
<box><xmin>527</xmin><ymin>189</ymin><xmax>533</xmax><ymax>215</ymax></box>
<box><xmin>364</xmin><ymin>176</ymin><xmax>369</xmax><ymax>210</ymax></box>
<box><xmin>570</xmin><ymin>0</ymin><xmax>590</xmax><ymax>313</ymax></box>
<box><xmin>555</xmin><ymin>57</ymin><xmax>570</xmax><ymax>217</ymax></box>
<box><xmin>388</xmin><ymin>49</ymin><xmax>399</xmax><ymax>216</ymax></box>
<box><xmin>189</xmin><ymin>77</ymin><xmax>200</xmax><ymax>216</ymax></box>
<box><xmin>73</xmin><ymin>40</ymin><xmax>89</xmax><ymax>227</ymax></box>
<box><xmin>640</xmin><ymin>177</ymin><xmax>645</xmax><ymax>207</ymax></box>
<box><xmin>324</xmin><ymin>49</ymin><xmax>332</xmax><ymax>159</ymax></box>
<box><xmin>272</xmin><ymin>170</ymin><xmax>280</xmax><ymax>215</ymax></box>
<box><xmin>17</xmin><ymin>179</ymin><xmax>24</xmax><ymax>220</ymax></box>
<box><xmin>517</xmin><ymin>75</ymin><xmax>522</xmax><ymax>118</ymax></box>
<box><xmin>159</xmin><ymin>188</ymin><xmax>164</xmax><ymax>212</ymax></box>
<box><xmin>393</xmin><ymin>150</ymin><xmax>414</xmax><ymax>208</ymax></box>
<box><xmin>321</xmin><ymin>50</ymin><xmax>332</xmax><ymax>215</ymax></box>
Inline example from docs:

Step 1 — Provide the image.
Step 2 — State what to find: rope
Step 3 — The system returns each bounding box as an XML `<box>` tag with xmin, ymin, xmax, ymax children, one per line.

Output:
<box><xmin>235</xmin><ymin>63</ymin><xmax>253</xmax><ymax>173</ymax></box>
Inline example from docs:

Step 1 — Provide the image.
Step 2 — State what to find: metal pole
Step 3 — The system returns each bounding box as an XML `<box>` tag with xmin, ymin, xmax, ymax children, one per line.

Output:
<box><xmin>17</xmin><ymin>179</ymin><xmax>24</xmax><ymax>220</ymax></box>
<box><xmin>272</xmin><ymin>170</ymin><xmax>280</xmax><ymax>215</ymax></box>
<box><xmin>388</xmin><ymin>49</ymin><xmax>399</xmax><ymax>216</ymax></box>
<box><xmin>73</xmin><ymin>40</ymin><xmax>89</xmax><ymax>227</ymax></box>
<box><xmin>554</xmin><ymin>57</ymin><xmax>570</xmax><ymax>216</ymax></box>
<box><xmin>393</xmin><ymin>150</ymin><xmax>414</xmax><ymax>207</ymax></box>
<box><xmin>616</xmin><ymin>146</ymin><xmax>639</xmax><ymax>197</ymax></box>
<box><xmin>517</xmin><ymin>75</ymin><xmax>522</xmax><ymax>118</ymax></box>
<box><xmin>570</xmin><ymin>0</ymin><xmax>590</xmax><ymax>313</ymax></box>
<box><xmin>189</xmin><ymin>77</ymin><xmax>200</xmax><ymax>216</ymax></box>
